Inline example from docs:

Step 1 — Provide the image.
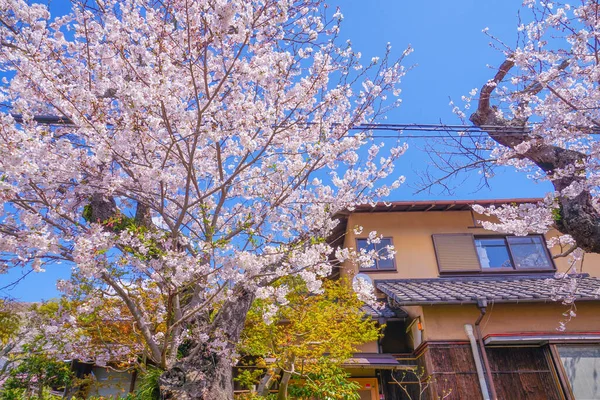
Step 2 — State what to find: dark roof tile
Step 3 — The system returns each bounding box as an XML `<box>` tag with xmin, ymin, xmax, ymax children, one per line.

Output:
<box><xmin>376</xmin><ymin>275</ymin><xmax>600</xmax><ymax>305</ymax></box>
<box><xmin>362</xmin><ymin>302</ymin><xmax>408</xmax><ymax>319</ymax></box>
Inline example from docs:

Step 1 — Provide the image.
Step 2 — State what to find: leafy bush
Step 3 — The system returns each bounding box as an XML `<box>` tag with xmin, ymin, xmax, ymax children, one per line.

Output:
<box><xmin>132</xmin><ymin>366</ymin><xmax>162</xmax><ymax>400</ymax></box>
<box><xmin>0</xmin><ymin>347</ymin><xmax>72</xmax><ymax>400</ymax></box>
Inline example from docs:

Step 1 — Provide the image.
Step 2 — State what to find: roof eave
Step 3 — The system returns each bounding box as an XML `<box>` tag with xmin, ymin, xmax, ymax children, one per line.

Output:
<box><xmin>383</xmin><ymin>297</ymin><xmax>600</xmax><ymax>306</ymax></box>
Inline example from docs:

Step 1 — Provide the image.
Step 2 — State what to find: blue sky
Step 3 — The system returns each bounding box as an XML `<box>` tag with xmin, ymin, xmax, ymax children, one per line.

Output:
<box><xmin>333</xmin><ymin>0</ymin><xmax>548</xmax><ymax>199</ymax></box>
<box><xmin>1</xmin><ymin>0</ymin><xmax>550</xmax><ymax>301</ymax></box>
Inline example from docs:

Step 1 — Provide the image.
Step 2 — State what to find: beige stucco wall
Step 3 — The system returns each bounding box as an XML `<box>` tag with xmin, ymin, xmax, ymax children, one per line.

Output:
<box><xmin>342</xmin><ymin>210</ymin><xmax>600</xmax><ymax>350</ymax></box>
<box><xmin>421</xmin><ymin>301</ymin><xmax>600</xmax><ymax>341</ymax></box>
<box><xmin>341</xmin><ymin>210</ymin><xmax>600</xmax><ymax>279</ymax></box>
<box><xmin>351</xmin><ymin>302</ymin><xmax>600</xmax><ymax>352</ymax></box>
<box><xmin>355</xmin><ymin>340</ymin><xmax>379</xmax><ymax>353</ymax></box>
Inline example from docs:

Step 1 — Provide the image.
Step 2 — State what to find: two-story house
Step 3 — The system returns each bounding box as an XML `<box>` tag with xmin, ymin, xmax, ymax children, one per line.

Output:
<box><xmin>337</xmin><ymin>199</ymin><xmax>600</xmax><ymax>400</ymax></box>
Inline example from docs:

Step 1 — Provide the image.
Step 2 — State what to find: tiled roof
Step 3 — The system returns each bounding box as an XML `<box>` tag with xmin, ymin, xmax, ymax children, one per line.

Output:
<box><xmin>362</xmin><ymin>302</ymin><xmax>408</xmax><ymax>319</ymax></box>
<box><xmin>376</xmin><ymin>275</ymin><xmax>600</xmax><ymax>305</ymax></box>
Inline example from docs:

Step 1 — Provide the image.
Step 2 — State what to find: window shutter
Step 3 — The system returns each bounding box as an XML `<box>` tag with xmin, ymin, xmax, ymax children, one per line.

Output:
<box><xmin>432</xmin><ymin>234</ymin><xmax>481</xmax><ymax>273</ymax></box>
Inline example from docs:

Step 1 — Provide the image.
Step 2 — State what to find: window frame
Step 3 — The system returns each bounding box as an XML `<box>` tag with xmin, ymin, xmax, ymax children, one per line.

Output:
<box><xmin>432</xmin><ymin>233</ymin><xmax>556</xmax><ymax>275</ymax></box>
<box><xmin>474</xmin><ymin>234</ymin><xmax>555</xmax><ymax>273</ymax></box>
<box><xmin>355</xmin><ymin>237</ymin><xmax>397</xmax><ymax>272</ymax></box>
<box><xmin>549</xmin><ymin>344</ymin><xmax>600</xmax><ymax>400</ymax></box>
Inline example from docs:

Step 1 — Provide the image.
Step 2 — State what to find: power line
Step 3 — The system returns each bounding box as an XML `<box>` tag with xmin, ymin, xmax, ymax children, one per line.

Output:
<box><xmin>369</xmin><ymin>134</ymin><xmax>492</xmax><ymax>139</ymax></box>
<box><xmin>11</xmin><ymin>115</ymin><xmax>74</xmax><ymax>125</ymax></box>
<box><xmin>350</xmin><ymin>123</ymin><xmax>600</xmax><ymax>135</ymax></box>
<box><xmin>9</xmin><ymin>114</ymin><xmax>600</xmax><ymax>140</ymax></box>
<box><xmin>353</xmin><ymin>123</ymin><xmax>520</xmax><ymax>132</ymax></box>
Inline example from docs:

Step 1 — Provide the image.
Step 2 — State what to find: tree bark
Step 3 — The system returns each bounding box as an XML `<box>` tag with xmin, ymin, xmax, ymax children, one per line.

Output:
<box><xmin>257</xmin><ymin>367</ymin><xmax>280</xmax><ymax>397</ymax></box>
<box><xmin>89</xmin><ymin>192</ymin><xmax>118</xmax><ymax>223</ymax></box>
<box><xmin>159</xmin><ymin>287</ymin><xmax>255</xmax><ymax>400</ymax></box>
<box><xmin>277</xmin><ymin>356</ymin><xmax>295</xmax><ymax>400</ymax></box>
<box><xmin>277</xmin><ymin>370</ymin><xmax>292</xmax><ymax>400</ymax></box>
<box><xmin>36</xmin><ymin>373</ymin><xmax>44</xmax><ymax>400</ymax></box>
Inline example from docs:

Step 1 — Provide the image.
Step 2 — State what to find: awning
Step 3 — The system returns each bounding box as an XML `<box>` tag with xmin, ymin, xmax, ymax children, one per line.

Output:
<box><xmin>484</xmin><ymin>333</ymin><xmax>600</xmax><ymax>346</ymax></box>
<box><xmin>264</xmin><ymin>353</ymin><xmax>411</xmax><ymax>370</ymax></box>
<box><xmin>342</xmin><ymin>353</ymin><xmax>403</xmax><ymax>369</ymax></box>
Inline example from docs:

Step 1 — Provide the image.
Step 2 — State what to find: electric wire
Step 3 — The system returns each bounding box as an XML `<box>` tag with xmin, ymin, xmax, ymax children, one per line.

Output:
<box><xmin>9</xmin><ymin>114</ymin><xmax>600</xmax><ymax>140</ymax></box>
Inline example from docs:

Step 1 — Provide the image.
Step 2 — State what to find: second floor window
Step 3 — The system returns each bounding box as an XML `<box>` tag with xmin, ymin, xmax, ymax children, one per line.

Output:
<box><xmin>432</xmin><ymin>233</ymin><xmax>555</xmax><ymax>274</ymax></box>
<box><xmin>475</xmin><ymin>236</ymin><xmax>553</xmax><ymax>270</ymax></box>
<box><xmin>356</xmin><ymin>237</ymin><xmax>396</xmax><ymax>271</ymax></box>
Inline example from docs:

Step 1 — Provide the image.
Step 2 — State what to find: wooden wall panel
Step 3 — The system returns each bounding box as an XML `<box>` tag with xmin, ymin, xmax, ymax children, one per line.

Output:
<box><xmin>422</xmin><ymin>343</ymin><xmax>483</xmax><ymax>400</ymax></box>
<box><xmin>487</xmin><ymin>347</ymin><xmax>562</xmax><ymax>400</ymax></box>
<box><xmin>426</xmin><ymin>344</ymin><xmax>479</xmax><ymax>373</ymax></box>
<box><xmin>493</xmin><ymin>372</ymin><xmax>561</xmax><ymax>400</ymax></box>
<box><xmin>487</xmin><ymin>347</ymin><xmax>550</xmax><ymax>371</ymax></box>
<box><xmin>380</xmin><ymin>369</ymin><xmax>421</xmax><ymax>400</ymax></box>
<box><xmin>379</xmin><ymin>343</ymin><xmax>564</xmax><ymax>399</ymax></box>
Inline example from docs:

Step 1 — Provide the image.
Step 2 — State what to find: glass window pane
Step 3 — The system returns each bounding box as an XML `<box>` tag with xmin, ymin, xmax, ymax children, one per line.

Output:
<box><xmin>357</xmin><ymin>238</ymin><xmax>395</xmax><ymax>270</ymax></box>
<box><xmin>377</xmin><ymin>257</ymin><xmax>395</xmax><ymax>269</ymax></box>
<box><xmin>507</xmin><ymin>236</ymin><xmax>552</xmax><ymax>269</ymax></box>
<box><xmin>375</xmin><ymin>238</ymin><xmax>395</xmax><ymax>270</ymax></box>
<box><xmin>356</xmin><ymin>239</ymin><xmax>374</xmax><ymax>252</ymax></box>
<box><xmin>475</xmin><ymin>238</ymin><xmax>513</xmax><ymax>269</ymax></box>
<box><xmin>356</xmin><ymin>239</ymin><xmax>376</xmax><ymax>269</ymax></box>
<box><xmin>557</xmin><ymin>345</ymin><xmax>600</xmax><ymax>399</ymax></box>
<box><xmin>377</xmin><ymin>238</ymin><xmax>393</xmax><ymax>249</ymax></box>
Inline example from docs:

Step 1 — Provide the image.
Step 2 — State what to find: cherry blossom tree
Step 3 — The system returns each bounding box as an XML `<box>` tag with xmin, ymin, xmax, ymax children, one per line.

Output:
<box><xmin>0</xmin><ymin>0</ymin><xmax>408</xmax><ymax>398</ymax></box>
<box><xmin>426</xmin><ymin>0</ymin><xmax>600</xmax><ymax>262</ymax></box>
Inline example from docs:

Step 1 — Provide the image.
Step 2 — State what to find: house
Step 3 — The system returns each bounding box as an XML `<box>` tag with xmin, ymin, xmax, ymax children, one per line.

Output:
<box><xmin>335</xmin><ymin>198</ymin><xmax>600</xmax><ymax>400</ymax></box>
<box><xmin>21</xmin><ymin>197</ymin><xmax>597</xmax><ymax>399</ymax></box>
<box><xmin>68</xmin><ymin>360</ymin><xmax>137</xmax><ymax>399</ymax></box>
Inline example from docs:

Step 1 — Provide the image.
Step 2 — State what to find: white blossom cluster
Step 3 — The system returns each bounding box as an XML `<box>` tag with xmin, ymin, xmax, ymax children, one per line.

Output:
<box><xmin>465</xmin><ymin>1</ymin><xmax>600</xmax><ymax>262</ymax></box>
<box><xmin>0</xmin><ymin>0</ymin><xmax>408</xmax><ymax>368</ymax></box>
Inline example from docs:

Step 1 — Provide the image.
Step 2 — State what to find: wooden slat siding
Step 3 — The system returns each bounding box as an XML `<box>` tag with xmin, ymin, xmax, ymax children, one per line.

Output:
<box><xmin>391</xmin><ymin>342</ymin><xmax>564</xmax><ymax>399</ymax></box>
<box><xmin>422</xmin><ymin>344</ymin><xmax>483</xmax><ymax>400</ymax></box>
<box><xmin>380</xmin><ymin>370</ymin><xmax>421</xmax><ymax>400</ymax></box>
<box><xmin>432</xmin><ymin>234</ymin><xmax>481</xmax><ymax>273</ymax></box>
<box><xmin>487</xmin><ymin>347</ymin><xmax>563</xmax><ymax>400</ymax></box>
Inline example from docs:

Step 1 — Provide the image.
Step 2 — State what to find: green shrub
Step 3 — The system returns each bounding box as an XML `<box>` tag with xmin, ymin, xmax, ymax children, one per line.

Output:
<box><xmin>132</xmin><ymin>366</ymin><xmax>162</xmax><ymax>400</ymax></box>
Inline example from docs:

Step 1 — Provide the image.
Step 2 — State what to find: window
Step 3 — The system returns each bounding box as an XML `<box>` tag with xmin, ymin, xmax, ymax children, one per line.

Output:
<box><xmin>475</xmin><ymin>235</ymin><xmax>553</xmax><ymax>270</ymax></box>
<box><xmin>556</xmin><ymin>345</ymin><xmax>600</xmax><ymax>399</ymax></box>
<box><xmin>508</xmin><ymin>236</ymin><xmax>553</xmax><ymax>269</ymax></box>
<box><xmin>475</xmin><ymin>237</ymin><xmax>513</xmax><ymax>269</ymax></box>
<box><xmin>356</xmin><ymin>237</ymin><xmax>395</xmax><ymax>271</ymax></box>
<box><xmin>432</xmin><ymin>233</ymin><xmax>554</xmax><ymax>274</ymax></box>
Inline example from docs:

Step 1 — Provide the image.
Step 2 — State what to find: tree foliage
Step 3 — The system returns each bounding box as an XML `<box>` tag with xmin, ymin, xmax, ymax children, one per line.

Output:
<box><xmin>238</xmin><ymin>278</ymin><xmax>380</xmax><ymax>399</ymax></box>
<box><xmin>0</xmin><ymin>343</ymin><xmax>73</xmax><ymax>400</ymax></box>
<box><xmin>0</xmin><ymin>300</ymin><xmax>23</xmax><ymax>382</ymax></box>
<box><xmin>0</xmin><ymin>300</ymin><xmax>20</xmax><ymax>347</ymax></box>
<box><xmin>425</xmin><ymin>0</ymin><xmax>600</xmax><ymax>266</ymax></box>
<box><xmin>0</xmin><ymin>0</ymin><xmax>407</xmax><ymax>397</ymax></box>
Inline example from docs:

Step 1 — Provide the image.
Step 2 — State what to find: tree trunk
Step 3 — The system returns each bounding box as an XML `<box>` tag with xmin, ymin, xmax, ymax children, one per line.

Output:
<box><xmin>36</xmin><ymin>374</ymin><xmax>44</xmax><ymax>399</ymax></box>
<box><xmin>257</xmin><ymin>367</ymin><xmax>280</xmax><ymax>397</ymax></box>
<box><xmin>159</xmin><ymin>287</ymin><xmax>255</xmax><ymax>400</ymax></box>
<box><xmin>277</xmin><ymin>356</ymin><xmax>295</xmax><ymax>400</ymax></box>
<box><xmin>277</xmin><ymin>370</ymin><xmax>292</xmax><ymax>400</ymax></box>
<box><xmin>158</xmin><ymin>356</ymin><xmax>237</xmax><ymax>400</ymax></box>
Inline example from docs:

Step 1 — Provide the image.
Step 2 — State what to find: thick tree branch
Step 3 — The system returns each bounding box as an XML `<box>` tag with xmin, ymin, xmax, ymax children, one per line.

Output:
<box><xmin>471</xmin><ymin>59</ymin><xmax>600</xmax><ymax>253</ymax></box>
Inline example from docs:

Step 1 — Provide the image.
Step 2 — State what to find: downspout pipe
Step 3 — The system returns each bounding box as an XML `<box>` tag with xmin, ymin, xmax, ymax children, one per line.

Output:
<box><xmin>465</xmin><ymin>324</ymin><xmax>491</xmax><ymax>400</ymax></box>
<box><xmin>475</xmin><ymin>299</ymin><xmax>498</xmax><ymax>400</ymax></box>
